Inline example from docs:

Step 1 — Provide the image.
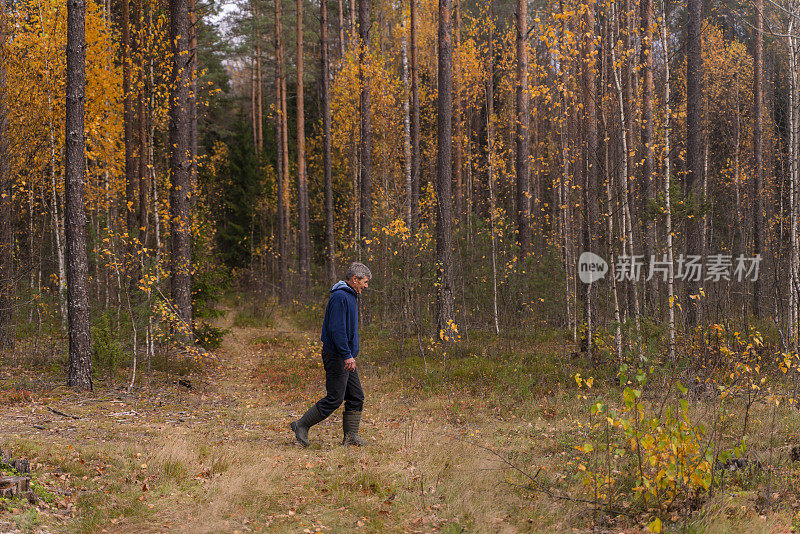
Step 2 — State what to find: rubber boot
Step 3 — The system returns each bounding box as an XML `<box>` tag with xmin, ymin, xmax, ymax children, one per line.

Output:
<box><xmin>290</xmin><ymin>405</ymin><xmax>325</xmax><ymax>447</ymax></box>
<box><xmin>342</xmin><ymin>410</ymin><xmax>366</xmax><ymax>446</ymax></box>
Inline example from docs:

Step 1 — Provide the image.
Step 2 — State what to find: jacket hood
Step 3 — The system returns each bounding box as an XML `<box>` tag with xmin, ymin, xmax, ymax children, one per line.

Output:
<box><xmin>330</xmin><ymin>280</ymin><xmax>358</xmax><ymax>296</ymax></box>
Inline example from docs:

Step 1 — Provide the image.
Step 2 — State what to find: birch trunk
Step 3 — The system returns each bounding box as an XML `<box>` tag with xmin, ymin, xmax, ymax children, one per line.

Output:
<box><xmin>661</xmin><ymin>0</ymin><xmax>675</xmax><ymax>360</ymax></box>
<box><xmin>611</xmin><ymin>1</ymin><xmax>642</xmax><ymax>360</ymax></box>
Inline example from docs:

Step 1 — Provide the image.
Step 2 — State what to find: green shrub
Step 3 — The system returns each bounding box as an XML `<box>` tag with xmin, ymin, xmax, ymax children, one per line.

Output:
<box><xmin>92</xmin><ymin>310</ymin><xmax>125</xmax><ymax>376</ymax></box>
<box><xmin>193</xmin><ymin>321</ymin><xmax>228</xmax><ymax>350</ymax></box>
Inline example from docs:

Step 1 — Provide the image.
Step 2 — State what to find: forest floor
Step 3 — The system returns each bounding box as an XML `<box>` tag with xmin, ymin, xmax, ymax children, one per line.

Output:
<box><xmin>0</xmin><ymin>305</ymin><xmax>796</xmax><ymax>533</ymax></box>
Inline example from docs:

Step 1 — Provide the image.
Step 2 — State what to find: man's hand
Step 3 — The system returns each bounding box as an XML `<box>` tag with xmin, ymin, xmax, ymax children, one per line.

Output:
<box><xmin>344</xmin><ymin>357</ymin><xmax>356</xmax><ymax>372</ymax></box>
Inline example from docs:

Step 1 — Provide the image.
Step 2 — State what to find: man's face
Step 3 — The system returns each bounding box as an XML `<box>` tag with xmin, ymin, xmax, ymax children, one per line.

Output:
<box><xmin>348</xmin><ymin>276</ymin><xmax>370</xmax><ymax>294</ymax></box>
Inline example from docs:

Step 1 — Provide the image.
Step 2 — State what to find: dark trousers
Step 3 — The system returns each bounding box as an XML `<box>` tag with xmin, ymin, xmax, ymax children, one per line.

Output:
<box><xmin>315</xmin><ymin>349</ymin><xmax>364</xmax><ymax>418</ymax></box>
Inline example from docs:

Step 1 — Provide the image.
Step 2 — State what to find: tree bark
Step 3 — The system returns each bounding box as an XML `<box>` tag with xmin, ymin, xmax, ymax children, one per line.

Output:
<box><xmin>297</xmin><ymin>0</ymin><xmax>311</xmax><ymax>288</ymax></box>
<box><xmin>402</xmin><ymin>29</ymin><xmax>412</xmax><ymax>232</ymax></box>
<box><xmin>122</xmin><ymin>0</ymin><xmax>139</xmax><ymax>280</ymax></box>
<box><xmin>337</xmin><ymin>0</ymin><xmax>345</xmax><ymax>59</ymax></box>
<box><xmin>686</xmin><ymin>0</ymin><xmax>704</xmax><ymax>325</ymax></box>
<box><xmin>582</xmin><ymin>0</ymin><xmax>598</xmax><ymax>358</ymax></box>
<box><xmin>0</xmin><ymin>15</ymin><xmax>12</xmax><ymax>350</ymax></box>
<box><xmin>640</xmin><ymin>0</ymin><xmax>655</xmax><ymax>308</ymax></box>
<box><xmin>358</xmin><ymin>0</ymin><xmax>372</xmax><ymax>254</ymax></box>
<box><xmin>255</xmin><ymin>4</ymin><xmax>263</xmax><ymax>154</ymax></box>
<box><xmin>137</xmin><ymin>0</ymin><xmax>147</xmax><ymax>250</ymax></box>
<box><xmin>436</xmin><ymin>0</ymin><xmax>454</xmax><ymax>335</ymax></box>
<box><xmin>190</xmin><ymin>0</ymin><xmax>198</xmax><ymax>191</ymax></box>
<box><xmin>251</xmin><ymin>55</ymin><xmax>257</xmax><ymax>148</ymax></box>
<box><xmin>611</xmin><ymin>0</ymin><xmax>642</xmax><ymax>359</ymax></box>
<box><xmin>753</xmin><ymin>0</ymin><xmax>764</xmax><ymax>317</ymax></box>
<box><xmin>322</xmin><ymin>0</ymin><xmax>336</xmax><ymax>284</ymax></box>
<box><xmin>410</xmin><ymin>0</ymin><xmax>420</xmax><ymax>235</ymax></box>
<box><xmin>515</xmin><ymin>0</ymin><xmax>530</xmax><ymax>257</ymax></box>
<box><xmin>275</xmin><ymin>0</ymin><xmax>289</xmax><ymax>300</ymax></box>
<box><xmin>454</xmin><ymin>0</ymin><xmax>463</xmax><ymax>221</ymax></box>
<box><xmin>486</xmin><ymin>2</ymin><xmax>499</xmax><ymax>335</ymax></box>
<box><xmin>66</xmin><ymin>0</ymin><xmax>93</xmax><ymax>389</ymax></box>
<box><xmin>169</xmin><ymin>0</ymin><xmax>193</xmax><ymax>335</ymax></box>
<box><xmin>661</xmin><ymin>0</ymin><xmax>675</xmax><ymax>360</ymax></box>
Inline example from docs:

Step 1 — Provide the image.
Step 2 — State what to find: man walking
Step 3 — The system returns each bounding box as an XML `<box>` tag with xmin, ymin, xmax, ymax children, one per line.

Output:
<box><xmin>290</xmin><ymin>262</ymin><xmax>371</xmax><ymax>447</ymax></box>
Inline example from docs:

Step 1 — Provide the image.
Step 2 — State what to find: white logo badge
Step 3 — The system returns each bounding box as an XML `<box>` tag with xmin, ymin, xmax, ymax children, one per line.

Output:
<box><xmin>578</xmin><ymin>252</ymin><xmax>608</xmax><ymax>284</ymax></box>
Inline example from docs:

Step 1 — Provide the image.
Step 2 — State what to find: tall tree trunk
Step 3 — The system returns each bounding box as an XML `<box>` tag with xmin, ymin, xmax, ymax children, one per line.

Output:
<box><xmin>322</xmin><ymin>0</ymin><xmax>336</xmax><ymax>284</ymax></box>
<box><xmin>402</xmin><ymin>29</ymin><xmax>412</xmax><ymax>231</ymax></box>
<box><xmin>275</xmin><ymin>0</ymin><xmax>289</xmax><ymax>300</ymax></box>
<box><xmin>662</xmin><ymin>0</ymin><xmax>675</xmax><ymax>360</ymax></box>
<box><xmin>436</xmin><ymin>0</ymin><xmax>454</xmax><ymax>335</ymax></box>
<box><xmin>454</xmin><ymin>0</ymin><xmax>463</xmax><ymax>221</ymax></box>
<box><xmin>169</xmin><ymin>0</ymin><xmax>193</xmax><ymax>335</ymax></box>
<box><xmin>122</xmin><ymin>0</ymin><xmax>139</xmax><ymax>280</ymax></box>
<box><xmin>256</xmin><ymin>55</ymin><xmax>263</xmax><ymax>154</ymax></box>
<box><xmin>640</xmin><ymin>0</ymin><xmax>655</xmax><ymax>309</ymax></box>
<box><xmin>358</xmin><ymin>0</ymin><xmax>372</xmax><ymax>254</ymax></box>
<box><xmin>49</xmin><ymin>117</ymin><xmax>67</xmax><ymax>329</ymax></box>
<box><xmin>256</xmin><ymin>4</ymin><xmax>263</xmax><ymax>154</ymax></box>
<box><xmin>601</xmin><ymin>105</ymin><xmax>623</xmax><ymax>362</ymax></box>
<box><xmin>349</xmin><ymin>0</ymin><xmax>355</xmax><ymax>43</ymax></box>
<box><xmin>515</xmin><ymin>0</ymin><xmax>530</xmax><ymax>257</ymax></box>
<box><xmin>611</xmin><ymin>0</ymin><xmax>642</xmax><ymax>359</ymax></box>
<box><xmin>486</xmin><ymin>3</ymin><xmax>499</xmax><ymax>335</ymax></box>
<box><xmin>337</xmin><ymin>0</ymin><xmax>345</xmax><ymax>59</ymax></box>
<box><xmin>686</xmin><ymin>0</ymin><xmax>703</xmax><ymax>325</ymax></box>
<box><xmin>790</xmin><ymin>27</ymin><xmax>799</xmax><ymax>348</ymax></box>
<box><xmin>0</xmin><ymin>18</ymin><xmax>12</xmax><ymax>350</ymax></box>
<box><xmin>189</xmin><ymin>0</ymin><xmax>198</xmax><ymax>194</ymax></box>
<box><xmin>753</xmin><ymin>0</ymin><xmax>763</xmax><ymax>317</ymax></box>
<box><xmin>277</xmin><ymin>0</ymin><xmax>291</xmax><ymax>302</ymax></box>
<box><xmin>559</xmin><ymin>0</ymin><xmax>575</xmax><ymax>340</ymax></box>
<box><xmin>251</xmin><ymin>55</ymin><xmax>257</xmax><ymax>148</ymax></box>
<box><xmin>582</xmin><ymin>0</ymin><xmax>598</xmax><ymax>358</ymax></box>
<box><xmin>66</xmin><ymin>0</ymin><xmax>93</xmax><ymax>389</ymax></box>
<box><xmin>297</xmin><ymin>0</ymin><xmax>311</xmax><ymax>288</ymax></box>
<box><xmin>410</xmin><ymin>0</ymin><xmax>420</xmax><ymax>235</ymax></box>
<box><xmin>137</xmin><ymin>0</ymin><xmax>147</xmax><ymax>250</ymax></box>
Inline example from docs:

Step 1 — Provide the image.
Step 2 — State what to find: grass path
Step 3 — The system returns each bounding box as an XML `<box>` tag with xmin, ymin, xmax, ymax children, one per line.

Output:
<box><xmin>0</xmin><ymin>308</ymin><xmax>562</xmax><ymax>533</ymax></box>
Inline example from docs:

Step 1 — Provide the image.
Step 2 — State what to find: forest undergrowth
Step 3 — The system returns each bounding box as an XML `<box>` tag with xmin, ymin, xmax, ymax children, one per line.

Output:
<box><xmin>1</xmin><ymin>302</ymin><xmax>800</xmax><ymax>533</ymax></box>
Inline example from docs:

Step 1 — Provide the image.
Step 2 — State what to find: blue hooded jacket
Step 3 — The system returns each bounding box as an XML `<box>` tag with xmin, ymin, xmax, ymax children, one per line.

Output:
<box><xmin>321</xmin><ymin>280</ymin><xmax>359</xmax><ymax>358</ymax></box>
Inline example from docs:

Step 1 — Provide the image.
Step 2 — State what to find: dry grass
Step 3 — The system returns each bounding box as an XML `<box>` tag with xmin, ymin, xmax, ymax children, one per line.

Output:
<box><xmin>1</xmin><ymin>309</ymin><xmax>800</xmax><ymax>533</ymax></box>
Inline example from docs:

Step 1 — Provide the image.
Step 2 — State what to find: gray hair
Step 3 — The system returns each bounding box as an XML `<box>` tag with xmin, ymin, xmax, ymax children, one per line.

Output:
<box><xmin>345</xmin><ymin>262</ymin><xmax>372</xmax><ymax>281</ymax></box>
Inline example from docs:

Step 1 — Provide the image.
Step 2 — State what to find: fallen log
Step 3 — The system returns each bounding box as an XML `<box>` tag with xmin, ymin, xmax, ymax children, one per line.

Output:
<box><xmin>47</xmin><ymin>406</ymin><xmax>81</xmax><ymax>420</ymax></box>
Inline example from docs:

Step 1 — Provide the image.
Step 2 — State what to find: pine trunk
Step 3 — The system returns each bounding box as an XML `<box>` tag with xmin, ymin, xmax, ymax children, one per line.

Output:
<box><xmin>436</xmin><ymin>0</ymin><xmax>454</xmax><ymax>334</ymax></box>
<box><xmin>515</xmin><ymin>0</ymin><xmax>530</xmax><ymax>257</ymax></box>
<box><xmin>297</xmin><ymin>0</ymin><xmax>311</xmax><ymax>288</ymax></box>
<box><xmin>358</xmin><ymin>0</ymin><xmax>372</xmax><ymax>254</ymax></box>
<box><xmin>169</xmin><ymin>0</ymin><xmax>193</xmax><ymax>335</ymax></box>
<box><xmin>322</xmin><ymin>0</ymin><xmax>336</xmax><ymax>284</ymax></box>
<box><xmin>454</xmin><ymin>0</ymin><xmax>463</xmax><ymax>221</ymax></box>
<box><xmin>275</xmin><ymin>0</ymin><xmax>289</xmax><ymax>300</ymax></box>
<box><xmin>137</xmin><ymin>0</ymin><xmax>147</xmax><ymax>249</ymax></box>
<box><xmin>686</xmin><ymin>0</ymin><xmax>703</xmax><ymax>325</ymax></box>
<box><xmin>0</xmin><ymin>17</ymin><xmax>12</xmax><ymax>351</ymax></box>
<box><xmin>337</xmin><ymin>0</ymin><xmax>345</xmax><ymax>59</ymax></box>
<box><xmin>65</xmin><ymin>0</ymin><xmax>93</xmax><ymax>389</ymax></box>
